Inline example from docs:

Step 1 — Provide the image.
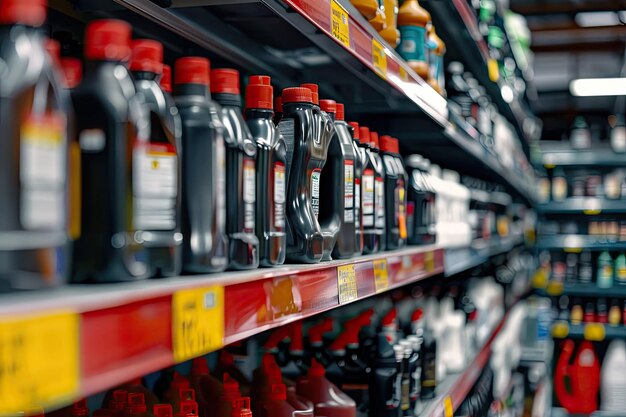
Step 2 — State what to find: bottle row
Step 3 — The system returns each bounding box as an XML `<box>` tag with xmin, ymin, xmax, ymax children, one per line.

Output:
<box><xmin>541</xmin><ymin>249</ymin><xmax>626</xmax><ymax>289</ymax></box>
<box><xmin>539</xmin><ymin>219</ymin><xmax>626</xmax><ymax>241</ymax></box>
<box><xmin>556</xmin><ymin>297</ymin><xmax>626</xmax><ymax>327</ymax></box>
<box><xmin>538</xmin><ymin>167</ymin><xmax>626</xmax><ymax>203</ymax></box>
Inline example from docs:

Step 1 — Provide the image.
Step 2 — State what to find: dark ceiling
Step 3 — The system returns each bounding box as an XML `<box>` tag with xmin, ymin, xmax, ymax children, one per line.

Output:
<box><xmin>510</xmin><ymin>0</ymin><xmax>626</xmax><ymax>141</ymax></box>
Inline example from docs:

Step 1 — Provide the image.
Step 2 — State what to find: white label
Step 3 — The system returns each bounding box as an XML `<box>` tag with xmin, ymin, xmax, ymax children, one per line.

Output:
<box><xmin>20</xmin><ymin>114</ymin><xmax>66</xmax><ymax>229</ymax></box>
<box><xmin>311</xmin><ymin>168</ymin><xmax>321</xmax><ymax>218</ymax></box>
<box><xmin>274</xmin><ymin>162</ymin><xmax>286</xmax><ymax>228</ymax></box>
<box><xmin>375</xmin><ymin>177</ymin><xmax>385</xmax><ymax>229</ymax></box>
<box><xmin>133</xmin><ymin>143</ymin><xmax>178</xmax><ymax>230</ymax></box>
<box><xmin>243</xmin><ymin>158</ymin><xmax>255</xmax><ymax>232</ymax></box>
<box><xmin>354</xmin><ymin>178</ymin><xmax>361</xmax><ymax>228</ymax></box>
<box><xmin>363</xmin><ymin>170</ymin><xmax>375</xmax><ymax>227</ymax></box>
<box><xmin>344</xmin><ymin>161</ymin><xmax>354</xmax><ymax>223</ymax></box>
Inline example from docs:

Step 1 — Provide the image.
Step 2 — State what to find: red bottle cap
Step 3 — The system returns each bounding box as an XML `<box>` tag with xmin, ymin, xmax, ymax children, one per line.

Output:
<box><xmin>379</xmin><ymin>135</ymin><xmax>394</xmax><ymax>153</ymax></box>
<box><xmin>60</xmin><ymin>57</ymin><xmax>82</xmax><ymax>89</ymax></box>
<box><xmin>269</xmin><ymin>383</ymin><xmax>287</xmax><ymax>401</ymax></box>
<box><xmin>110</xmin><ymin>390</ymin><xmax>128</xmax><ymax>410</ymax></box>
<box><xmin>130</xmin><ymin>39</ymin><xmax>163</xmax><ymax>74</ymax></box>
<box><xmin>382</xmin><ymin>308</ymin><xmax>396</xmax><ymax>326</ymax></box>
<box><xmin>308</xmin><ymin>317</ymin><xmax>333</xmax><ymax>344</ymax></box>
<box><xmin>370</xmin><ymin>131</ymin><xmax>380</xmax><ymax>149</ymax></box>
<box><xmin>153</xmin><ymin>404</ymin><xmax>173</xmax><ymax>417</ymax></box>
<box><xmin>222</xmin><ymin>373</ymin><xmax>241</xmax><ymax>401</ymax></box>
<box><xmin>300</xmin><ymin>83</ymin><xmax>319</xmax><ymax>104</ymax></box>
<box><xmin>348</xmin><ymin>122</ymin><xmax>360</xmax><ymax>139</ymax></box>
<box><xmin>71</xmin><ymin>399</ymin><xmax>89</xmax><ymax>417</ymax></box>
<box><xmin>336</xmin><ymin>103</ymin><xmax>345</xmax><ymax>121</ymax></box>
<box><xmin>175</xmin><ymin>401</ymin><xmax>199</xmax><ymax>417</ymax></box>
<box><xmin>127</xmin><ymin>393</ymin><xmax>147</xmax><ymax>414</ymax></box>
<box><xmin>245</xmin><ymin>75</ymin><xmax>273</xmax><ymax>110</ymax></box>
<box><xmin>84</xmin><ymin>19</ymin><xmax>132</xmax><ymax>62</ymax></box>
<box><xmin>411</xmin><ymin>308</ymin><xmax>423</xmax><ymax>322</ymax></box>
<box><xmin>308</xmin><ymin>359</ymin><xmax>326</xmax><ymax>377</ymax></box>
<box><xmin>0</xmin><ymin>0</ymin><xmax>46</xmax><ymax>27</ymax></box>
<box><xmin>175</xmin><ymin>57</ymin><xmax>210</xmax><ymax>86</ymax></box>
<box><xmin>274</xmin><ymin>96</ymin><xmax>282</xmax><ymax>112</ymax></box>
<box><xmin>319</xmin><ymin>99</ymin><xmax>336</xmax><ymax>114</ymax></box>
<box><xmin>393</xmin><ymin>137</ymin><xmax>400</xmax><ymax>153</ymax></box>
<box><xmin>211</xmin><ymin>68</ymin><xmax>240</xmax><ymax>95</ymax></box>
<box><xmin>45</xmin><ymin>38</ymin><xmax>60</xmax><ymax>66</ymax></box>
<box><xmin>179</xmin><ymin>388</ymin><xmax>195</xmax><ymax>401</ymax></box>
<box><xmin>359</xmin><ymin>126</ymin><xmax>371</xmax><ymax>145</ymax></box>
<box><xmin>160</xmin><ymin>64</ymin><xmax>172</xmax><ymax>93</ymax></box>
<box><xmin>282</xmin><ymin>87</ymin><xmax>312</xmax><ymax>104</ymax></box>
<box><xmin>231</xmin><ymin>397</ymin><xmax>252</xmax><ymax>417</ymax></box>
<box><xmin>191</xmin><ymin>357</ymin><xmax>209</xmax><ymax>375</ymax></box>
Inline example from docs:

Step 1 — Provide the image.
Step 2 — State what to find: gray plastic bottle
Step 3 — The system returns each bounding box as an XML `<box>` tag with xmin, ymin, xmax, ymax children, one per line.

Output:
<box><xmin>348</xmin><ymin>122</ymin><xmax>364</xmax><ymax>256</ymax></box>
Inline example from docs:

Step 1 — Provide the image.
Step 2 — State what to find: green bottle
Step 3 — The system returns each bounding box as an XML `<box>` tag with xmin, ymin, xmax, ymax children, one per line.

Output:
<box><xmin>597</xmin><ymin>251</ymin><xmax>614</xmax><ymax>289</ymax></box>
<box><xmin>615</xmin><ymin>252</ymin><xmax>626</xmax><ymax>285</ymax></box>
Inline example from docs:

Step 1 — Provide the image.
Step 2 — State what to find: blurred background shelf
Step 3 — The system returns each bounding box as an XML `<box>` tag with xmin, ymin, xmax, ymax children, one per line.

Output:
<box><xmin>536</xmin><ymin>234</ymin><xmax>626</xmax><ymax>250</ymax></box>
<box><xmin>536</xmin><ymin>197</ymin><xmax>626</xmax><ymax>214</ymax></box>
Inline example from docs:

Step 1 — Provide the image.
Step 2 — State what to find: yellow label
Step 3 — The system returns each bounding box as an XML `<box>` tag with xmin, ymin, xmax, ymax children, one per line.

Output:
<box><xmin>583</xmin><ymin>209</ymin><xmax>601</xmax><ymax>215</ymax></box>
<box><xmin>399</xmin><ymin>66</ymin><xmax>409</xmax><ymax>82</ymax></box>
<box><xmin>443</xmin><ymin>396</ymin><xmax>453</xmax><ymax>417</ymax></box>
<box><xmin>373</xmin><ymin>259</ymin><xmax>390</xmax><ymax>293</ymax></box>
<box><xmin>584</xmin><ymin>323</ymin><xmax>605</xmax><ymax>341</ymax></box>
<box><xmin>531</xmin><ymin>268</ymin><xmax>548</xmax><ymax>289</ymax></box>
<box><xmin>0</xmin><ymin>311</ymin><xmax>79</xmax><ymax>413</ymax></box>
<box><xmin>544</xmin><ymin>163</ymin><xmax>556</xmax><ymax>169</ymax></box>
<box><xmin>425</xmin><ymin>250</ymin><xmax>435</xmax><ymax>272</ymax></box>
<box><xmin>488</xmin><ymin>58</ymin><xmax>499</xmax><ymax>82</ymax></box>
<box><xmin>330</xmin><ymin>0</ymin><xmax>350</xmax><ymax>48</ymax></box>
<box><xmin>337</xmin><ymin>264</ymin><xmax>358</xmax><ymax>304</ymax></box>
<box><xmin>371</xmin><ymin>38</ymin><xmax>387</xmax><ymax>79</ymax></box>
<box><xmin>172</xmin><ymin>285</ymin><xmax>224</xmax><ymax>363</ymax></box>
<box><xmin>551</xmin><ymin>321</ymin><xmax>569</xmax><ymax>339</ymax></box>
<box><xmin>564</xmin><ymin>247</ymin><xmax>583</xmax><ymax>253</ymax></box>
<box><xmin>546</xmin><ymin>281</ymin><xmax>564</xmax><ymax>296</ymax></box>
<box><xmin>398</xmin><ymin>188</ymin><xmax>407</xmax><ymax>239</ymax></box>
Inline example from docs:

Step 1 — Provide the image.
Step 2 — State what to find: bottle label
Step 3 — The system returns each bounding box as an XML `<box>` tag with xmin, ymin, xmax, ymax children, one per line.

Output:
<box><xmin>278</xmin><ymin>119</ymin><xmax>295</xmax><ymax>184</ymax></box>
<box><xmin>375</xmin><ymin>177</ymin><xmax>385</xmax><ymax>229</ymax></box>
<box><xmin>401</xmin><ymin>378</ymin><xmax>410</xmax><ymax>411</ymax></box>
<box><xmin>274</xmin><ymin>162</ymin><xmax>286</xmax><ymax>228</ymax></box>
<box><xmin>398</xmin><ymin>26</ymin><xmax>426</xmax><ymax>63</ymax></box>
<box><xmin>552</xmin><ymin>177</ymin><xmax>567</xmax><ymax>201</ymax></box>
<box><xmin>354</xmin><ymin>178</ymin><xmax>361</xmax><ymax>228</ymax></box>
<box><xmin>617</xmin><ymin>266</ymin><xmax>626</xmax><ymax>281</ymax></box>
<box><xmin>344</xmin><ymin>160</ymin><xmax>354</xmax><ymax>223</ymax></box>
<box><xmin>243</xmin><ymin>157</ymin><xmax>256</xmax><ymax>232</ymax></box>
<box><xmin>363</xmin><ymin>169</ymin><xmax>375</xmax><ymax>227</ymax></box>
<box><xmin>20</xmin><ymin>113</ymin><xmax>67</xmax><ymax>230</ymax></box>
<box><xmin>133</xmin><ymin>142</ymin><xmax>178</xmax><ymax>230</ymax></box>
<box><xmin>311</xmin><ymin>168</ymin><xmax>321</xmax><ymax>218</ymax></box>
<box><xmin>398</xmin><ymin>178</ymin><xmax>407</xmax><ymax>239</ymax></box>
<box><xmin>216</xmin><ymin>137</ymin><xmax>227</xmax><ymax>229</ymax></box>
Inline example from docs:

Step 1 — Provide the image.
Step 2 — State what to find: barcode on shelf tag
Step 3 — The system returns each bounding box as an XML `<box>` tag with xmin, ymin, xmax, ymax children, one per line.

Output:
<box><xmin>172</xmin><ymin>285</ymin><xmax>224</xmax><ymax>363</ymax></box>
<box><xmin>424</xmin><ymin>250</ymin><xmax>435</xmax><ymax>272</ymax></box>
<box><xmin>584</xmin><ymin>323</ymin><xmax>605</xmax><ymax>341</ymax></box>
<box><xmin>373</xmin><ymin>259</ymin><xmax>389</xmax><ymax>293</ymax></box>
<box><xmin>371</xmin><ymin>38</ymin><xmax>387</xmax><ymax>79</ymax></box>
<box><xmin>0</xmin><ymin>310</ymin><xmax>79</xmax><ymax>412</ymax></box>
<box><xmin>337</xmin><ymin>264</ymin><xmax>358</xmax><ymax>304</ymax></box>
<box><xmin>330</xmin><ymin>0</ymin><xmax>350</xmax><ymax>48</ymax></box>
<box><xmin>443</xmin><ymin>395</ymin><xmax>453</xmax><ymax>417</ymax></box>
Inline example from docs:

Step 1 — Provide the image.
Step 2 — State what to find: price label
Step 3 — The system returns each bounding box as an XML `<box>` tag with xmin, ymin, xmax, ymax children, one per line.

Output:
<box><xmin>371</xmin><ymin>38</ymin><xmax>387</xmax><ymax>79</ymax></box>
<box><xmin>424</xmin><ymin>250</ymin><xmax>435</xmax><ymax>272</ymax></box>
<box><xmin>443</xmin><ymin>395</ymin><xmax>453</xmax><ymax>417</ymax></box>
<box><xmin>0</xmin><ymin>310</ymin><xmax>79</xmax><ymax>413</ymax></box>
<box><xmin>172</xmin><ymin>285</ymin><xmax>224</xmax><ymax>363</ymax></box>
<box><xmin>337</xmin><ymin>264</ymin><xmax>358</xmax><ymax>304</ymax></box>
<box><xmin>330</xmin><ymin>0</ymin><xmax>350</xmax><ymax>48</ymax></box>
<box><xmin>373</xmin><ymin>259</ymin><xmax>389</xmax><ymax>293</ymax></box>
<box><xmin>584</xmin><ymin>323</ymin><xmax>605</xmax><ymax>341</ymax></box>
<box><xmin>551</xmin><ymin>321</ymin><xmax>569</xmax><ymax>339</ymax></box>
<box><xmin>583</xmin><ymin>209</ymin><xmax>602</xmax><ymax>215</ymax></box>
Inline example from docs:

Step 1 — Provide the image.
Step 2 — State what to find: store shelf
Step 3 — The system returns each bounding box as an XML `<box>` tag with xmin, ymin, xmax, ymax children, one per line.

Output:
<box><xmin>537</xmin><ymin>198</ymin><xmax>626</xmax><ymax>214</ymax></box>
<box><xmin>537</xmin><ymin>144</ymin><xmax>626</xmax><ymax>168</ymax></box>
<box><xmin>445</xmin><ymin>234</ymin><xmax>524</xmax><ymax>277</ymax></box>
<box><xmin>551</xmin><ymin>321</ymin><xmax>626</xmax><ymax>341</ymax></box>
<box><xmin>538</xmin><ymin>282</ymin><xmax>626</xmax><ymax>298</ymax></box>
<box><xmin>535</xmin><ymin>235</ymin><xmax>626</xmax><ymax>251</ymax></box>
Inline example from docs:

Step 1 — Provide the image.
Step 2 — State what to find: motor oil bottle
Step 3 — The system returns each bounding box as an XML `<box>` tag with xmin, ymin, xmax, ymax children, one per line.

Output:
<box><xmin>369</xmin><ymin>2</ymin><xmax>386</xmax><ymax>32</ymax></box>
<box><xmin>404</xmin><ymin>155</ymin><xmax>436</xmax><ymax>245</ymax></box>
<box><xmin>397</xmin><ymin>0</ymin><xmax>431</xmax><ymax>80</ymax></box>
<box><xmin>0</xmin><ymin>0</ymin><xmax>71</xmax><ymax>290</ymax></box>
<box><xmin>71</xmin><ymin>19</ymin><xmax>152</xmax><ymax>283</ymax></box>
<box><xmin>126</xmin><ymin>393</ymin><xmax>155</xmax><ymax>417</ymax></box>
<box><xmin>102</xmin><ymin>390</ymin><xmax>128</xmax><ymax>417</ymax></box>
<box><xmin>103</xmin><ymin>378</ymin><xmax>160</xmax><ymax>411</ymax></box>
<box><xmin>296</xmin><ymin>359</ymin><xmax>357</xmax><ymax>417</ymax></box>
<box><xmin>174</xmin><ymin>57</ymin><xmax>228</xmax><ymax>272</ymax></box>
<box><xmin>278</xmin><ymin>86</ymin><xmax>331</xmax><ymax>263</ymax></box>
<box><xmin>347</xmin><ymin>122</ymin><xmax>364</xmax><ymax>255</ymax></box>
<box><xmin>419</xmin><ymin>327</ymin><xmax>436</xmax><ymax>399</ymax></box>
<box><xmin>369</xmin><ymin>334</ymin><xmax>400</xmax><ymax>417</ymax></box>
<box><xmin>380</xmin><ymin>136</ymin><xmax>407</xmax><ymax>250</ymax></box>
<box><xmin>318</xmin><ymin>99</ymin><xmax>355</xmax><ymax>260</ymax></box>
<box><xmin>350</xmin><ymin>0</ymin><xmax>379</xmax><ymax>20</ymax></box>
<box><xmin>161</xmin><ymin>372</ymin><xmax>191</xmax><ymax>405</ymax></box>
<box><xmin>230</xmin><ymin>398</ymin><xmax>253</xmax><ymax>417</ymax></box>
<box><xmin>369</xmin><ymin>132</ymin><xmax>387</xmax><ymax>251</ymax></box>
<box><xmin>379</xmin><ymin>0</ymin><xmax>400</xmax><ymax>47</ymax></box>
<box><xmin>217</xmin><ymin>374</ymin><xmax>241</xmax><ymax>417</ymax></box>
<box><xmin>307</xmin><ymin>317</ymin><xmax>334</xmax><ymax>367</ymax></box>
<box><xmin>153</xmin><ymin>405</ymin><xmax>172</xmax><ymax>417</ymax></box>
<box><xmin>212</xmin><ymin>68</ymin><xmax>259</xmax><ymax>270</ymax></box>
<box><xmin>245</xmin><ymin>75</ymin><xmax>286</xmax><ymax>267</ymax></box>
<box><xmin>129</xmin><ymin>39</ymin><xmax>182</xmax><ymax>277</ymax></box>
<box><xmin>190</xmin><ymin>357</ymin><xmax>223</xmax><ymax>417</ymax></box>
<box><xmin>357</xmin><ymin>127</ymin><xmax>382</xmax><ymax>254</ymax></box>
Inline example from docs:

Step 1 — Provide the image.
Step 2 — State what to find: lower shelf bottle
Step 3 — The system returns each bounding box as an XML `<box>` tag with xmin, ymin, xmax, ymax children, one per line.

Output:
<box><xmin>347</xmin><ymin>121</ymin><xmax>364</xmax><ymax>256</ymax></box>
<box><xmin>419</xmin><ymin>327</ymin><xmax>436</xmax><ymax>400</ymax></box>
<box><xmin>296</xmin><ymin>359</ymin><xmax>357</xmax><ymax>417</ymax></box>
<box><xmin>380</xmin><ymin>136</ymin><xmax>407</xmax><ymax>250</ymax></box>
<box><xmin>356</xmin><ymin>126</ymin><xmax>381</xmax><ymax>254</ymax></box>
<box><xmin>554</xmin><ymin>340</ymin><xmax>600</xmax><ymax>414</ymax></box>
<box><xmin>369</xmin><ymin>132</ymin><xmax>386</xmax><ymax>251</ymax></box>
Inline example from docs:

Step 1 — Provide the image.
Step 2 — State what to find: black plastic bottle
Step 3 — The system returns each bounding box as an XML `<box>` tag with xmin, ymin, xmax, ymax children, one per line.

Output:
<box><xmin>72</xmin><ymin>19</ymin><xmax>152</xmax><ymax>283</ymax></box>
<box><xmin>244</xmin><ymin>75</ymin><xmax>287</xmax><ymax>267</ymax></box>
<box><xmin>174</xmin><ymin>57</ymin><xmax>228</xmax><ymax>273</ymax></box>
<box><xmin>405</xmin><ymin>155</ymin><xmax>436</xmax><ymax>245</ymax></box>
<box><xmin>380</xmin><ymin>136</ymin><xmax>407</xmax><ymax>250</ymax></box>
<box><xmin>370</xmin><ymin>335</ymin><xmax>401</xmax><ymax>417</ymax></box>
<box><xmin>0</xmin><ymin>0</ymin><xmax>70</xmax><ymax>290</ymax></box>
<box><xmin>369</xmin><ymin>132</ymin><xmax>387</xmax><ymax>252</ymax></box>
<box><xmin>420</xmin><ymin>327</ymin><xmax>436</xmax><ymax>399</ymax></box>
<box><xmin>358</xmin><ymin>127</ymin><xmax>382</xmax><ymax>254</ymax></box>
<box><xmin>278</xmin><ymin>87</ymin><xmax>332</xmax><ymax>263</ymax></box>
<box><xmin>211</xmin><ymin>68</ymin><xmax>259</xmax><ymax>270</ymax></box>
<box><xmin>347</xmin><ymin>121</ymin><xmax>364</xmax><ymax>256</ymax></box>
<box><xmin>129</xmin><ymin>39</ymin><xmax>182</xmax><ymax>277</ymax></box>
<box><xmin>318</xmin><ymin>99</ymin><xmax>355</xmax><ymax>260</ymax></box>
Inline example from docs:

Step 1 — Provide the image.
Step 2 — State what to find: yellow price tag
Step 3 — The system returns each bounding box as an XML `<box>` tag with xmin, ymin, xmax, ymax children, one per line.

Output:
<box><xmin>330</xmin><ymin>0</ymin><xmax>350</xmax><ymax>48</ymax></box>
<box><xmin>0</xmin><ymin>310</ymin><xmax>79</xmax><ymax>413</ymax></box>
<box><xmin>488</xmin><ymin>58</ymin><xmax>499</xmax><ymax>82</ymax></box>
<box><xmin>371</xmin><ymin>38</ymin><xmax>387</xmax><ymax>79</ymax></box>
<box><xmin>583</xmin><ymin>209</ymin><xmax>601</xmax><ymax>215</ymax></box>
<box><xmin>443</xmin><ymin>395</ymin><xmax>453</xmax><ymax>417</ymax></box>
<box><xmin>546</xmin><ymin>281</ymin><xmax>564</xmax><ymax>296</ymax></box>
<box><xmin>584</xmin><ymin>323</ymin><xmax>605</xmax><ymax>341</ymax></box>
<box><xmin>373</xmin><ymin>259</ymin><xmax>390</xmax><ymax>293</ymax></box>
<box><xmin>544</xmin><ymin>163</ymin><xmax>556</xmax><ymax>169</ymax></box>
<box><xmin>424</xmin><ymin>251</ymin><xmax>435</xmax><ymax>272</ymax></box>
<box><xmin>337</xmin><ymin>264</ymin><xmax>358</xmax><ymax>304</ymax></box>
<box><xmin>172</xmin><ymin>285</ymin><xmax>224</xmax><ymax>363</ymax></box>
<box><xmin>564</xmin><ymin>247</ymin><xmax>583</xmax><ymax>253</ymax></box>
<box><xmin>552</xmin><ymin>321</ymin><xmax>569</xmax><ymax>339</ymax></box>
<box><xmin>531</xmin><ymin>268</ymin><xmax>548</xmax><ymax>289</ymax></box>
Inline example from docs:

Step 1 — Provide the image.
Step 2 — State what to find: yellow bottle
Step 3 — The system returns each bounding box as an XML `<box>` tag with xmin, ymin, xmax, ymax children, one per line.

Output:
<box><xmin>351</xmin><ymin>0</ymin><xmax>379</xmax><ymax>20</ymax></box>
<box><xmin>379</xmin><ymin>0</ymin><xmax>400</xmax><ymax>47</ymax></box>
<box><xmin>397</xmin><ymin>0</ymin><xmax>431</xmax><ymax>79</ymax></box>
<box><xmin>369</xmin><ymin>1</ymin><xmax>386</xmax><ymax>32</ymax></box>
<box><xmin>427</xmin><ymin>25</ymin><xmax>446</xmax><ymax>94</ymax></box>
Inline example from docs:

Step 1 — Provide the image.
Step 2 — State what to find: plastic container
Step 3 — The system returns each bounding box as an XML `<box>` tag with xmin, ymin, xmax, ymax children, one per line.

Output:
<box><xmin>212</xmin><ymin>68</ymin><xmax>259</xmax><ymax>270</ymax></box>
<box><xmin>405</xmin><ymin>155</ymin><xmax>436</xmax><ymax>245</ymax></box>
<box><xmin>601</xmin><ymin>340</ymin><xmax>626</xmax><ymax>412</ymax></box>
<box><xmin>597</xmin><ymin>251</ymin><xmax>613</xmax><ymax>289</ymax></box>
<box><xmin>397</xmin><ymin>0</ymin><xmax>431</xmax><ymax>79</ymax></box>
<box><xmin>174</xmin><ymin>56</ymin><xmax>228</xmax><ymax>272</ymax></box>
<box><xmin>350</xmin><ymin>0</ymin><xmax>379</xmax><ymax>20</ymax></box>
<box><xmin>427</xmin><ymin>26</ymin><xmax>446</xmax><ymax>94</ymax></box>
<box><xmin>129</xmin><ymin>39</ymin><xmax>182</xmax><ymax>277</ymax></box>
<box><xmin>420</xmin><ymin>327</ymin><xmax>436</xmax><ymax>399</ymax></box>
<box><xmin>71</xmin><ymin>19</ymin><xmax>152</xmax><ymax>283</ymax></box>
<box><xmin>245</xmin><ymin>75</ymin><xmax>287</xmax><ymax>267</ymax></box>
<box><xmin>369</xmin><ymin>3</ymin><xmax>386</xmax><ymax>32</ymax></box>
<box><xmin>318</xmin><ymin>100</ymin><xmax>356</xmax><ymax>260</ymax></box>
<box><xmin>347</xmin><ymin>121</ymin><xmax>364</xmax><ymax>256</ymax></box>
<box><xmin>190</xmin><ymin>357</ymin><xmax>223</xmax><ymax>417</ymax></box>
<box><xmin>102</xmin><ymin>378</ymin><xmax>160</xmax><ymax>411</ymax></box>
<box><xmin>380</xmin><ymin>136</ymin><xmax>407</xmax><ymax>250</ymax></box>
<box><xmin>296</xmin><ymin>360</ymin><xmax>357</xmax><ymax>417</ymax></box>
<box><xmin>126</xmin><ymin>393</ymin><xmax>155</xmax><ymax>417</ymax></box>
<box><xmin>218</xmin><ymin>374</ymin><xmax>242</xmax><ymax>417</ymax></box>
<box><xmin>554</xmin><ymin>340</ymin><xmax>599</xmax><ymax>414</ymax></box>
<box><xmin>379</xmin><ymin>0</ymin><xmax>400</xmax><ymax>47</ymax></box>
<box><xmin>161</xmin><ymin>372</ymin><xmax>191</xmax><ymax>405</ymax></box>
<box><xmin>231</xmin><ymin>398</ymin><xmax>253</xmax><ymax>417</ymax></box>
<box><xmin>357</xmin><ymin>127</ymin><xmax>382</xmax><ymax>254</ymax></box>
<box><xmin>369</xmin><ymin>132</ymin><xmax>387</xmax><ymax>251</ymax></box>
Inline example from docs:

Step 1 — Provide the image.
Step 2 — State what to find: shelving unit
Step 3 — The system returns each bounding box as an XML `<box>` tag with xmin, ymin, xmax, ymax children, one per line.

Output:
<box><xmin>537</xmin><ymin>144</ymin><xmax>626</xmax><ymax>168</ymax></box>
<box><xmin>445</xmin><ymin>234</ymin><xmax>524</xmax><ymax>277</ymax></box>
<box><xmin>551</xmin><ymin>322</ymin><xmax>626</xmax><ymax>341</ymax></box>
<box><xmin>537</xmin><ymin>198</ymin><xmax>626</xmax><ymax>215</ymax></box>
<box><xmin>535</xmin><ymin>235</ymin><xmax>626</xmax><ymax>251</ymax></box>
<box><xmin>539</xmin><ymin>283</ymin><xmax>626</xmax><ymax>298</ymax></box>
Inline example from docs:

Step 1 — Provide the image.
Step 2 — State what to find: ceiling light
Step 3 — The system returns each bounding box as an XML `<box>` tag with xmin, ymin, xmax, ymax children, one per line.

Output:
<box><xmin>575</xmin><ymin>11</ymin><xmax>620</xmax><ymax>27</ymax></box>
<box><xmin>570</xmin><ymin>78</ymin><xmax>626</xmax><ymax>96</ymax></box>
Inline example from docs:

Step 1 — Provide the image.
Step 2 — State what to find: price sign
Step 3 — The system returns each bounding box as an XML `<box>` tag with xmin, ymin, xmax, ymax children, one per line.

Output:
<box><xmin>337</xmin><ymin>264</ymin><xmax>358</xmax><ymax>304</ymax></box>
<box><xmin>443</xmin><ymin>395</ymin><xmax>453</xmax><ymax>417</ymax></box>
<box><xmin>172</xmin><ymin>285</ymin><xmax>224</xmax><ymax>363</ymax></box>
<box><xmin>584</xmin><ymin>323</ymin><xmax>605</xmax><ymax>341</ymax></box>
<box><xmin>373</xmin><ymin>259</ymin><xmax>389</xmax><ymax>293</ymax></box>
<box><xmin>0</xmin><ymin>310</ymin><xmax>79</xmax><ymax>413</ymax></box>
<box><xmin>371</xmin><ymin>38</ymin><xmax>387</xmax><ymax>79</ymax></box>
<box><xmin>424</xmin><ymin>250</ymin><xmax>435</xmax><ymax>272</ymax></box>
<box><xmin>330</xmin><ymin>0</ymin><xmax>350</xmax><ymax>48</ymax></box>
